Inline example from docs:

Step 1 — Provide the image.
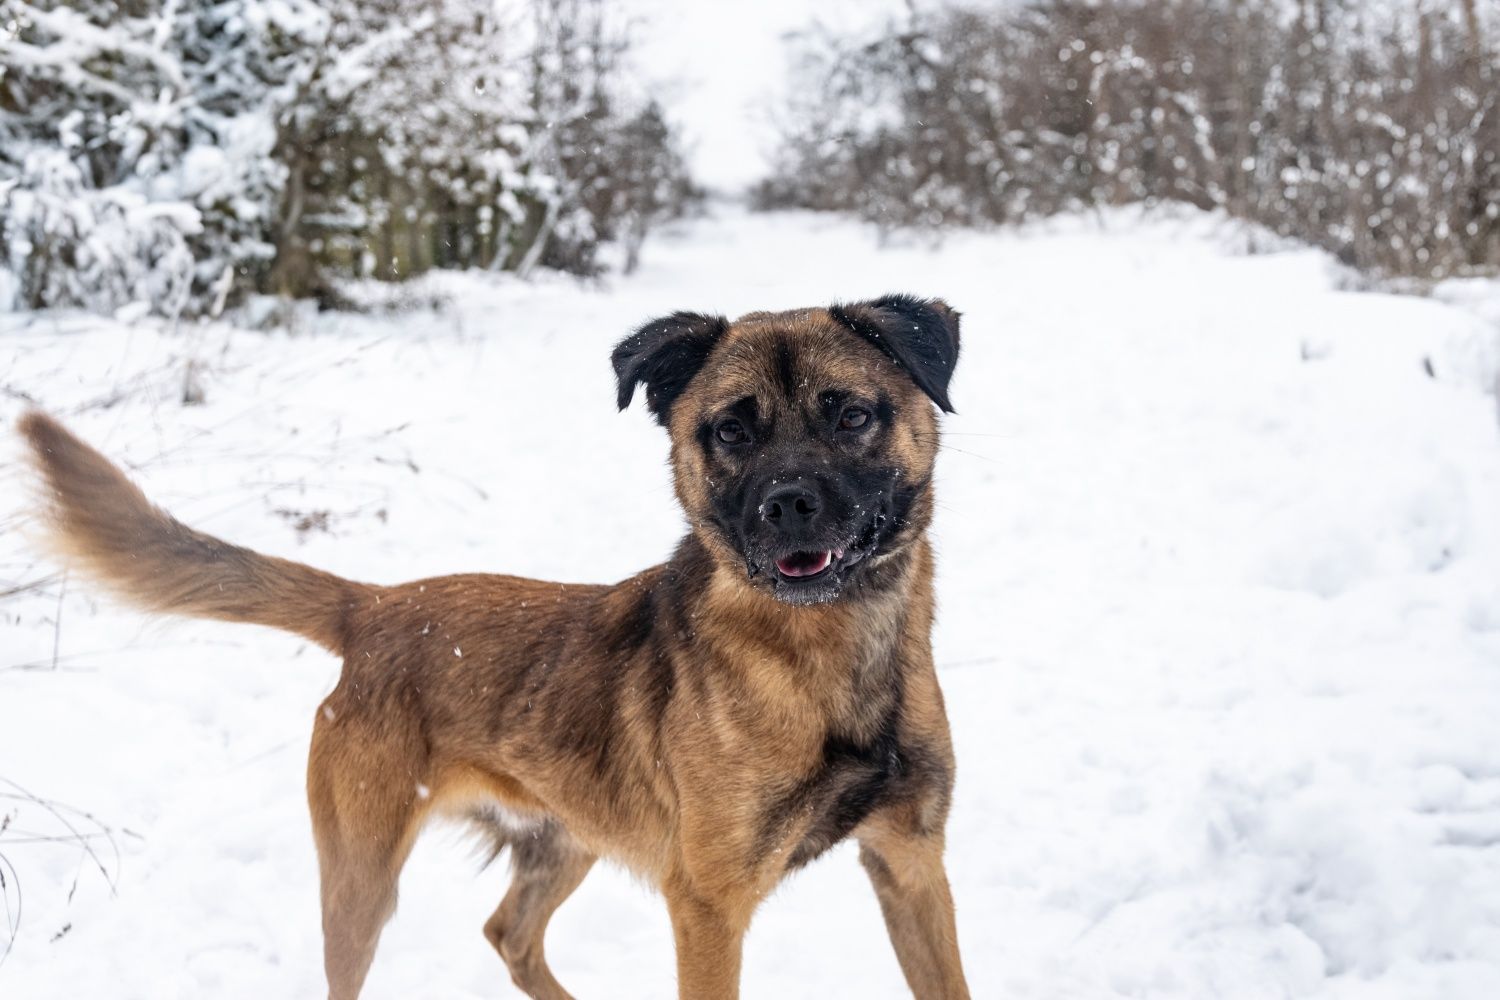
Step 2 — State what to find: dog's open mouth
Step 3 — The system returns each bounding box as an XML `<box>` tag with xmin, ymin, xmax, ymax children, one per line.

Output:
<box><xmin>773</xmin><ymin>549</ymin><xmax>842</xmax><ymax>580</ymax></box>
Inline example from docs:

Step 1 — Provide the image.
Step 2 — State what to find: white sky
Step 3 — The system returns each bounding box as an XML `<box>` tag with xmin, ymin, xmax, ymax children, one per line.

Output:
<box><xmin>624</xmin><ymin>0</ymin><xmax>913</xmax><ymax>191</ymax></box>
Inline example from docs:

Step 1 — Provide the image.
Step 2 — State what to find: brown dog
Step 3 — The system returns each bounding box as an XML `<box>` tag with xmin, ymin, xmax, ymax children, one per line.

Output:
<box><xmin>19</xmin><ymin>294</ymin><xmax>971</xmax><ymax>1000</ymax></box>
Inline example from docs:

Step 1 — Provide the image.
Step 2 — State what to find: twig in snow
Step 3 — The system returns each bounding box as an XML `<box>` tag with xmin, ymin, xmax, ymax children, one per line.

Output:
<box><xmin>0</xmin><ymin>780</ymin><xmax>121</xmax><ymax>900</ymax></box>
<box><xmin>0</xmin><ymin>844</ymin><xmax>19</xmax><ymax>969</ymax></box>
<box><xmin>0</xmin><ymin>576</ymin><xmax>60</xmax><ymax>602</ymax></box>
<box><xmin>0</xmin><ymin>779</ymin><xmax>125</xmax><ymax>969</ymax></box>
<box><xmin>49</xmin><ymin>574</ymin><xmax>65</xmax><ymax>672</ymax></box>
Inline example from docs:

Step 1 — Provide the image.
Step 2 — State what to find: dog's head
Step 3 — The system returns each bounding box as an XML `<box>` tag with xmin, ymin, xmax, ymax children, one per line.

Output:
<box><xmin>613</xmin><ymin>295</ymin><xmax>959</xmax><ymax>605</ymax></box>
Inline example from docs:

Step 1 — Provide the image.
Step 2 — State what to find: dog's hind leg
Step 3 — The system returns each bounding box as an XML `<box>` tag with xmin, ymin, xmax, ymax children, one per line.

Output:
<box><xmin>482</xmin><ymin>820</ymin><xmax>596</xmax><ymax>1000</ymax></box>
<box><xmin>307</xmin><ymin>701</ymin><xmax>429</xmax><ymax>1000</ymax></box>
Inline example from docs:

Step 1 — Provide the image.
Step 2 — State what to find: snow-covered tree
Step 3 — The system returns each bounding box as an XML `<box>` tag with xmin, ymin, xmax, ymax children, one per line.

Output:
<box><xmin>0</xmin><ymin>0</ymin><xmax>694</xmax><ymax>316</ymax></box>
<box><xmin>759</xmin><ymin>0</ymin><xmax>1499</xmax><ymax>280</ymax></box>
<box><xmin>2</xmin><ymin>1</ymin><xmax>199</xmax><ymax>315</ymax></box>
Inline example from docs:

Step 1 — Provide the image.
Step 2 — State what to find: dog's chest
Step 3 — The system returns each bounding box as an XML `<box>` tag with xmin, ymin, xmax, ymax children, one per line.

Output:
<box><xmin>790</xmin><ymin>730</ymin><xmax>906</xmax><ymax>868</ymax></box>
<box><xmin>752</xmin><ymin>702</ymin><xmax>910</xmax><ymax>871</ymax></box>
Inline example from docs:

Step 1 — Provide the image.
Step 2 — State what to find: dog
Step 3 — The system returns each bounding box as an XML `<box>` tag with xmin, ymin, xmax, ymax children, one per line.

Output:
<box><xmin>18</xmin><ymin>294</ymin><xmax>971</xmax><ymax>999</ymax></box>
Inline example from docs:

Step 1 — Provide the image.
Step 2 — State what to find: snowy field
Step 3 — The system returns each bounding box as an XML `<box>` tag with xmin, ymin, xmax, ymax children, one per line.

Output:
<box><xmin>3</xmin><ymin>206</ymin><xmax>1500</xmax><ymax>998</ymax></box>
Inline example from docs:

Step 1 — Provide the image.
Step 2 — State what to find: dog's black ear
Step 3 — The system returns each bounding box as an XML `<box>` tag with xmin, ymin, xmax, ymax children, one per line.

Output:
<box><xmin>829</xmin><ymin>294</ymin><xmax>961</xmax><ymax>413</ymax></box>
<box><xmin>612</xmin><ymin>311</ymin><xmax>729</xmax><ymax>424</ymax></box>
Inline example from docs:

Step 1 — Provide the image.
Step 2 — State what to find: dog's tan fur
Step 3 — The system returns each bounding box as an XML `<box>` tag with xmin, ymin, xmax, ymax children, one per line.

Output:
<box><xmin>18</xmin><ymin>300</ymin><xmax>970</xmax><ymax>999</ymax></box>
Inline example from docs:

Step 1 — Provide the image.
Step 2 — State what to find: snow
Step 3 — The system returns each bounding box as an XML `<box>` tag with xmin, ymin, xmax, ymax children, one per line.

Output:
<box><xmin>3</xmin><ymin>205</ymin><xmax>1500</xmax><ymax>998</ymax></box>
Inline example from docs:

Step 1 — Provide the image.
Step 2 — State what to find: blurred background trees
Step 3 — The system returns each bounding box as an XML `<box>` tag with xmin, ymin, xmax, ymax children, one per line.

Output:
<box><xmin>758</xmin><ymin>0</ymin><xmax>1498</xmax><ymax>281</ymax></box>
<box><xmin>0</xmin><ymin>0</ymin><xmax>697</xmax><ymax>316</ymax></box>
<box><xmin>3</xmin><ymin>0</ymin><xmax>1495</xmax><ymax>320</ymax></box>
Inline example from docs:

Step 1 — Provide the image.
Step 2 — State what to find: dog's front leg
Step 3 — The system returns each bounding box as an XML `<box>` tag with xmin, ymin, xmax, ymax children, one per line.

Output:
<box><xmin>662</xmin><ymin>878</ymin><xmax>753</xmax><ymax>1000</ymax></box>
<box><xmin>857</xmin><ymin>822</ymin><xmax>971</xmax><ymax>1000</ymax></box>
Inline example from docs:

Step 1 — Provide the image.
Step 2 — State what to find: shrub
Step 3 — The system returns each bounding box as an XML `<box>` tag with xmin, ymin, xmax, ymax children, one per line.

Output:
<box><xmin>0</xmin><ymin>0</ymin><xmax>696</xmax><ymax>317</ymax></box>
<box><xmin>758</xmin><ymin>0</ymin><xmax>1500</xmax><ymax>279</ymax></box>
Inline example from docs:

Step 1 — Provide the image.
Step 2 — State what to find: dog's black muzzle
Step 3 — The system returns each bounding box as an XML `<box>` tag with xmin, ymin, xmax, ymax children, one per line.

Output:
<box><xmin>736</xmin><ymin>468</ymin><xmax>898</xmax><ymax>605</ymax></box>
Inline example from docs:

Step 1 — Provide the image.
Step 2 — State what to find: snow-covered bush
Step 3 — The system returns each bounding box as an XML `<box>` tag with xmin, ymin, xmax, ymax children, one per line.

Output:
<box><xmin>0</xmin><ymin>0</ymin><xmax>694</xmax><ymax>317</ymax></box>
<box><xmin>2</xmin><ymin>150</ymin><xmax>196</xmax><ymax>316</ymax></box>
<box><xmin>517</xmin><ymin>2</ymin><xmax>697</xmax><ymax>277</ymax></box>
<box><xmin>759</xmin><ymin>0</ymin><xmax>1500</xmax><ymax>280</ymax></box>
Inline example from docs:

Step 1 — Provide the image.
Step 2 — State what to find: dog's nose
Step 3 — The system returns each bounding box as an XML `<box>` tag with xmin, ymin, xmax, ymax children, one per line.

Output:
<box><xmin>761</xmin><ymin>483</ymin><xmax>821</xmax><ymax>530</ymax></box>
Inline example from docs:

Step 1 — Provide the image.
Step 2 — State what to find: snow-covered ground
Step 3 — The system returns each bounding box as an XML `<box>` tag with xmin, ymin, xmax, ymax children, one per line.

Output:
<box><xmin>3</xmin><ymin>206</ymin><xmax>1500</xmax><ymax>999</ymax></box>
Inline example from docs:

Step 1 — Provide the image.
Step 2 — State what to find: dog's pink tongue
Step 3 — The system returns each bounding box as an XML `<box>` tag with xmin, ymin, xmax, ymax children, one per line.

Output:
<box><xmin>775</xmin><ymin>550</ymin><xmax>833</xmax><ymax>578</ymax></box>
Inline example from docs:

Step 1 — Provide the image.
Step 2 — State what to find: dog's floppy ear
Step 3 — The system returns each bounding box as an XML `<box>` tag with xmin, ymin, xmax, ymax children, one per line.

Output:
<box><xmin>612</xmin><ymin>311</ymin><xmax>729</xmax><ymax>424</ymax></box>
<box><xmin>829</xmin><ymin>294</ymin><xmax>961</xmax><ymax>413</ymax></box>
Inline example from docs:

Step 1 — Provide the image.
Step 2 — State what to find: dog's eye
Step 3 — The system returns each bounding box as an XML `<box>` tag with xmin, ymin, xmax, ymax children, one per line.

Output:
<box><xmin>715</xmin><ymin>419</ymin><xmax>749</xmax><ymax>445</ymax></box>
<box><xmin>838</xmin><ymin>407</ymin><xmax>871</xmax><ymax>431</ymax></box>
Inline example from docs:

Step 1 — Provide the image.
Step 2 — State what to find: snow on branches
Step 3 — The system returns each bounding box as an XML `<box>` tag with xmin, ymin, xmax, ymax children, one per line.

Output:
<box><xmin>0</xmin><ymin>0</ymin><xmax>694</xmax><ymax>317</ymax></box>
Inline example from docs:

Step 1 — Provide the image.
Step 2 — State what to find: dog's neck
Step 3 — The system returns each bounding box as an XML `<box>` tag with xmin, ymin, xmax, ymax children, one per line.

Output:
<box><xmin>668</xmin><ymin>531</ymin><xmax>933</xmax><ymax>702</ymax></box>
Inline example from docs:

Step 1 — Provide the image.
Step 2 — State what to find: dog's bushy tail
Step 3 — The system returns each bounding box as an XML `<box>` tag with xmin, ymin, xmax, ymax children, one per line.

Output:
<box><xmin>19</xmin><ymin>411</ymin><xmax>367</xmax><ymax>654</ymax></box>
